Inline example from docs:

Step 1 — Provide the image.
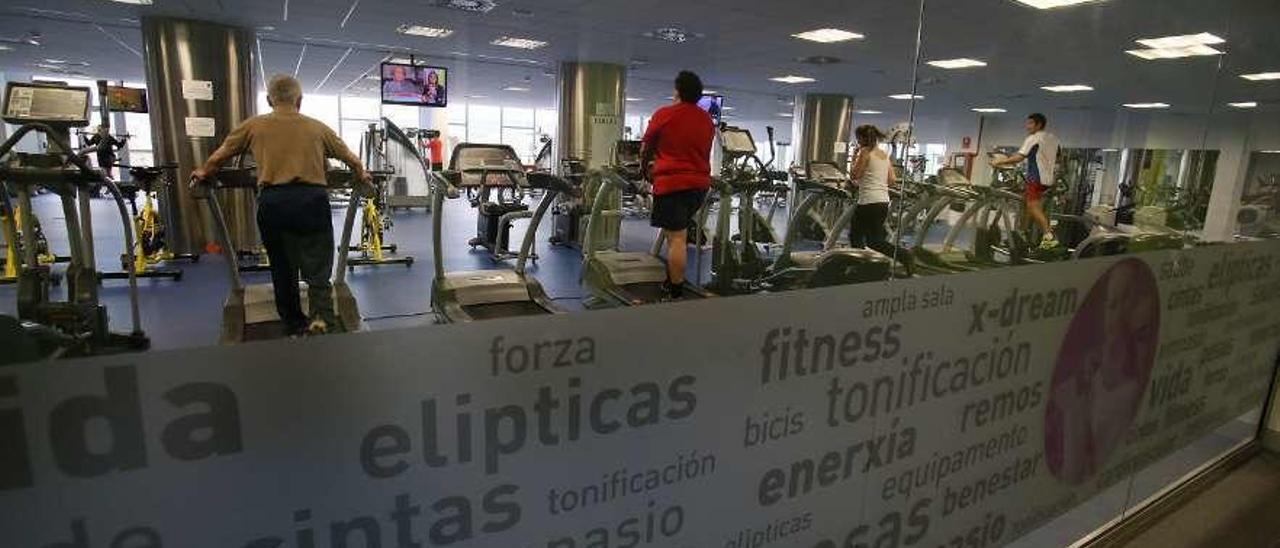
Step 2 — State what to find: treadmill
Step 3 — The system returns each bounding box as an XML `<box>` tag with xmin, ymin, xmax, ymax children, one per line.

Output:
<box><xmin>430</xmin><ymin>144</ymin><xmax>571</xmax><ymax>322</ymax></box>
<box><xmin>197</xmin><ymin>169</ymin><xmax>370</xmax><ymax>343</ymax></box>
<box><xmin>582</xmin><ymin>167</ymin><xmax>714</xmax><ymax>307</ymax></box>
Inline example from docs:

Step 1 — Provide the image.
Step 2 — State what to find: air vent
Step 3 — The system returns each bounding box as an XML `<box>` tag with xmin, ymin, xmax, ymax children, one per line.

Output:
<box><xmin>433</xmin><ymin>0</ymin><xmax>497</xmax><ymax>13</ymax></box>
<box><xmin>797</xmin><ymin>55</ymin><xmax>842</xmax><ymax>65</ymax></box>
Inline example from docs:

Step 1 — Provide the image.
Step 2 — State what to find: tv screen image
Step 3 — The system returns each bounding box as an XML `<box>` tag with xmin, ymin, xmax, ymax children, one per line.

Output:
<box><xmin>697</xmin><ymin>94</ymin><xmax>723</xmax><ymax>125</ymax></box>
<box><xmin>380</xmin><ymin>63</ymin><xmax>448</xmax><ymax>107</ymax></box>
<box><xmin>105</xmin><ymin>85</ymin><xmax>147</xmax><ymax>113</ymax></box>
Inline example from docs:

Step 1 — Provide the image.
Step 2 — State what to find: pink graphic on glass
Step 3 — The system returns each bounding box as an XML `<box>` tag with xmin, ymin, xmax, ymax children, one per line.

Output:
<box><xmin>1044</xmin><ymin>258</ymin><xmax>1161</xmax><ymax>485</ymax></box>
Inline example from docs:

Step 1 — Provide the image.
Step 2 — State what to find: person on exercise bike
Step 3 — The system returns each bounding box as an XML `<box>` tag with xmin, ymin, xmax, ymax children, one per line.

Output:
<box><xmin>640</xmin><ymin>70</ymin><xmax>715</xmax><ymax>300</ymax></box>
<box><xmin>193</xmin><ymin>74</ymin><xmax>372</xmax><ymax>336</ymax></box>
<box><xmin>991</xmin><ymin>112</ymin><xmax>1060</xmax><ymax>249</ymax></box>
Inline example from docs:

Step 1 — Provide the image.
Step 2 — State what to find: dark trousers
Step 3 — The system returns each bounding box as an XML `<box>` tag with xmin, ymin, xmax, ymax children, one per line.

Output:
<box><xmin>256</xmin><ymin>184</ymin><xmax>334</xmax><ymax>332</ymax></box>
<box><xmin>849</xmin><ymin>202</ymin><xmax>893</xmax><ymax>254</ymax></box>
<box><xmin>850</xmin><ymin>202</ymin><xmax>914</xmax><ymax>272</ymax></box>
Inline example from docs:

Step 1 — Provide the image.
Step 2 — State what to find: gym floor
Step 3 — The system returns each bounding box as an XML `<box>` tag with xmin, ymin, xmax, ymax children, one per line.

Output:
<box><xmin>0</xmin><ymin>191</ymin><xmax>723</xmax><ymax>350</ymax></box>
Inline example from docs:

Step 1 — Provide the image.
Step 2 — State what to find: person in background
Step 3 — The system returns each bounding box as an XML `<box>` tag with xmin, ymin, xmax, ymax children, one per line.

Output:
<box><xmin>849</xmin><ymin>124</ymin><xmax>912</xmax><ymax>274</ymax></box>
<box><xmin>640</xmin><ymin>70</ymin><xmax>715</xmax><ymax>300</ymax></box>
<box><xmin>193</xmin><ymin>74</ymin><xmax>371</xmax><ymax>336</ymax></box>
<box><xmin>991</xmin><ymin>112</ymin><xmax>1061</xmax><ymax>249</ymax></box>
<box><xmin>383</xmin><ymin>65</ymin><xmax>421</xmax><ymax>102</ymax></box>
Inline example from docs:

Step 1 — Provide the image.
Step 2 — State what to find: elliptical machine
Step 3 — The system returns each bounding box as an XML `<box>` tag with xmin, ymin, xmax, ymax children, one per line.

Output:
<box><xmin>0</xmin><ymin>81</ymin><xmax>149</xmax><ymax>358</ymax></box>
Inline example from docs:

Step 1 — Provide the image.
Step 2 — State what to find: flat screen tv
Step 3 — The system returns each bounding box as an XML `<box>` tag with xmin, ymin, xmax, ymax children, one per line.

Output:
<box><xmin>697</xmin><ymin>94</ymin><xmax>723</xmax><ymax>125</ymax></box>
<box><xmin>105</xmin><ymin>85</ymin><xmax>147</xmax><ymax>113</ymax></box>
<box><xmin>380</xmin><ymin>62</ymin><xmax>448</xmax><ymax>107</ymax></box>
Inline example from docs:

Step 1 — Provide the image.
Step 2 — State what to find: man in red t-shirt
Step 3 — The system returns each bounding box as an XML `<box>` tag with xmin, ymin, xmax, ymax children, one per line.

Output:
<box><xmin>641</xmin><ymin>70</ymin><xmax>714</xmax><ymax>299</ymax></box>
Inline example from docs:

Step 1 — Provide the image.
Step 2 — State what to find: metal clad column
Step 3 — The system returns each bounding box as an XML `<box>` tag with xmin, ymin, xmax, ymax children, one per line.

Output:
<box><xmin>555</xmin><ymin>62</ymin><xmax>626</xmax><ymax>170</ymax></box>
<box><xmin>142</xmin><ymin>17</ymin><xmax>257</xmax><ymax>254</ymax></box>
<box><xmin>793</xmin><ymin>93</ymin><xmax>855</xmax><ymax>169</ymax></box>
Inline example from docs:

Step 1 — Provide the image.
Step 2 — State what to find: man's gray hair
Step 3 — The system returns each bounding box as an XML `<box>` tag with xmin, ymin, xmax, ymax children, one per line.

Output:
<box><xmin>267</xmin><ymin>74</ymin><xmax>303</xmax><ymax>106</ymax></box>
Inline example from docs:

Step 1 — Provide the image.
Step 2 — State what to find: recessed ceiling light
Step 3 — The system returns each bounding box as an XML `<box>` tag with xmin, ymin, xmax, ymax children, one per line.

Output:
<box><xmin>0</xmin><ymin>45</ymin><xmax>10</xmax><ymax>52</ymax></box>
<box><xmin>1136</xmin><ymin>32</ymin><xmax>1224</xmax><ymax>49</ymax></box>
<box><xmin>889</xmin><ymin>94</ymin><xmax>923</xmax><ymax>100</ymax></box>
<box><xmin>1241</xmin><ymin>72</ymin><xmax>1280</xmax><ymax>81</ymax></box>
<box><xmin>856</xmin><ymin>110</ymin><xmax>883</xmax><ymax>115</ymax></box>
<box><xmin>972</xmin><ymin>108</ymin><xmax>1007</xmax><ymax>113</ymax></box>
<box><xmin>1260</xmin><ymin>150</ymin><xmax>1280</xmax><ymax>154</ymax></box>
<box><xmin>257</xmin><ymin>25</ymin><xmax>277</xmax><ymax>32</ymax></box>
<box><xmin>1042</xmin><ymin>84</ymin><xmax>1094</xmax><ymax>92</ymax></box>
<box><xmin>1123</xmin><ymin>102</ymin><xmax>1170</xmax><ymax>109</ymax></box>
<box><xmin>928</xmin><ymin>58</ymin><xmax>988</xmax><ymax>69</ymax></box>
<box><xmin>703</xmin><ymin>89</ymin><xmax>719</xmax><ymax>95</ymax></box>
<box><xmin>468</xmin><ymin>94</ymin><xmax>489</xmax><ymax>99</ymax></box>
<box><xmin>397</xmin><ymin>24</ymin><xmax>454</xmax><ymax>38</ymax></box>
<box><xmin>722</xmin><ymin>106</ymin><xmax>735</xmax><ymax>111</ymax></box>
<box><xmin>1126</xmin><ymin>45</ymin><xmax>1223</xmax><ymax>60</ymax></box>
<box><xmin>1012</xmin><ymin>0</ymin><xmax>1102</xmax><ymax>9</ymax></box>
<box><xmin>492</xmin><ymin>36</ymin><xmax>548</xmax><ymax>49</ymax></box>
<box><xmin>503</xmin><ymin>86</ymin><xmax>530</xmax><ymax>92</ymax></box>
<box><xmin>107</xmin><ymin>0</ymin><xmax>153</xmax><ymax>4</ymax></box>
<box><xmin>778</xmin><ymin>112</ymin><xmax>794</xmax><ymax>117</ymax></box>
<box><xmin>1228</xmin><ymin>101</ymin><xmax>1258</xmax><ymax>108</ymax></box>
<box><xmin>646</xmin><ymin>27</ymin><xmax>692</xmax><ymax>43</ymax></box>
<box><xmin>433</xmin><ymin>0</ymin><xmax>496</xmax><ymax>13</ymax></box>
<box><xmin>625</xmin><ymin>97</ymin><xmax>643</xmax><ymax>102</ymax></box>
<box><xmin>791</xmin><ymin>28</ymin><xmax>865</xmax><ymax>43</ymax></box>
<box><xmin>770</xmin><ymin>75</ymin><xmax>816</xmax><ymax>84</ymax></box>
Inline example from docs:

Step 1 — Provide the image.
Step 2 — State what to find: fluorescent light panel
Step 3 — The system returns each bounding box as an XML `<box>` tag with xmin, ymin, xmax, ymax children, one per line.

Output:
<box><xmin>107</xmin><ymin>0</ymin><xmax>153</xmax><ymax>4</ymax></box>
<box><xmin>889</xmin><ymin>94</ymin><xmax>923</xmax><ymax>100</ymax></box>
<box><xmin>770</xmin><ymin>75</ymin><xmax>816</xmax><ymax>84</ymax></box>
<box><xmin>1229</xmin><ymin>102</ymin><xmax>1258</xmax><ymax>108</ymax></box>
<box><xmin>972</xmin><ymin>108</ymin><xmax>1007</xmax><ymax>113</ymax></box>
<box><xmin>791</xmin><ymin>28</ymin><xmax>865</xmax><ymax>43</ymax></box>
<box><xmin>778</xmin><ymin>112</ymin><xmax>794</xmax><ymax>117</ymax></box>
<box><xmin>503</xmin><ymin>86</ymin><xmax>530</xmax><ymax>92</ymax></box>
<box><xmin>491</xmin><ymin>36</ymin><xmax>548</xmax><ymax>49</ymax></box>
<box><xmin>625</xmin><ymin>97</ymin><xmax>643</xmax><ymax>102</ymax></box>
<box><xmin>397</xmin><ymin>24</ymin><xmax>454</xmax><ymax>38</ymax></box>
<box><xmin>856</xmin><ymin>110</ymin><xmax>882</xmax><ymax>114</ymax></box>
<box><xmin>1042</xmin><ymin>84</ymin><xmax>1093</xmax><ymax>92</ymax></box>
<box><xmin>1123</xmin><ymin>102</ymin><xmax>1170</xmax><ymax>109</ymax></box>
<box><xmin>1013</xmin><ymin>0</ymin><xmax>1102</xmax><ymax>9</ymax></box>
<box><xmin>1136</xmin><ymin>32</ymin><xmax>1224</xmax><ymax>49</ymax></box>
<box><xmin>928</xmin><ymin>58</ymin><xmax>987</xmax><ymax>69</ymax></box>
<box><xmin>1126</xmin><ymin>44</ymin><xmax>1223</xmax><ymax>60</ymax></box>
<box><xmin>1241</xmin><ymin>72</ymin><xmax>1280</xmax><ymax>81</ymax></box>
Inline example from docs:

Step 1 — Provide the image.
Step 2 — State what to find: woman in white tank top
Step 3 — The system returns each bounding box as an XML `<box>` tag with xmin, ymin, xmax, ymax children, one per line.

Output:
<box><xmin>849</xmin><ymin>124</ymin><xmax>913</xmax><ymax>274</ymax></box>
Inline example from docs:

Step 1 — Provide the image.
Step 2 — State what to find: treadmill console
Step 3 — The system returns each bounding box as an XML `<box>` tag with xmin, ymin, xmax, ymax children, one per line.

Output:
<box><xmin>807</xmin><ymin>162</ymin><xmax>847</xmax><ymax>183</ymax></box>
<box><xmin>2</xmin><ymin>81</ymin><xmax>92</xmax><ymax>126</ymax></box>
<box><xmin>721</xmin><ymin>126</ymin><xmax>757</xmax><ymax>156</ymax></box>
<box><xmin>449</xmin><ymin>144</ymin><xmax>527</xmax><ymax>187</ymax></box>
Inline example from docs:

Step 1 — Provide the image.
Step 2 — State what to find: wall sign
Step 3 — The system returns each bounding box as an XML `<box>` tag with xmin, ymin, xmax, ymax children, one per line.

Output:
<box><xmin>1</xmin><ymin>242</ymin><xmax>1277</xmax><ymax>547</ymax></box>
<box><xmin>184</xmin><ymin>117</ymin><xmax>216</xmax><ymax>138</ymax></box>
<box><xmin>181</xmin><ymin>80</ymin><xmax>214</xmax><ymax>101</ymax></box>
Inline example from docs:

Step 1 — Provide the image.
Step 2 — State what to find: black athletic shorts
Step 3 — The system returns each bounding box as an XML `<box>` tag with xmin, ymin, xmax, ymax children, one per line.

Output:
<box><xmin>650</xmin><ymin>188</ymin><xmax>707</xmax><ymax>230</ymax></box>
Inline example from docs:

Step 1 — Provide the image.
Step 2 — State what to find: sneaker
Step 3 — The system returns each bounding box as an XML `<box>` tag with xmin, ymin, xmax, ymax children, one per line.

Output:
<box><xmin>1039</xmin><ymin>235</ymin><xmax>1060</xmax><ymax>250</ymax></box>
<box><xmin>660</xmin><ymin>280</ymin><xmax>685</xmax><ymax>301</ymax></box>
<box><xmin>307</xmin><ymin>319</ymin><xmax>328</xmax><ymax>336</ymax></box>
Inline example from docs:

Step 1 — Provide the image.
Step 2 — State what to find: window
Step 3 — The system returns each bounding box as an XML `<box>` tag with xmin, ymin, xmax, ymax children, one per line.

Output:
<box><xmin>502</xmin><ymin>107</ymin><xmax>536</xmax><ymax>163</ymax></box>
<box><xmin>468</xmin><ymin>105</ymin><xmax>502</xmax><ymax>145</ymax></box>
<box><xmin>383</xmin><ymin>104</ymin><xmax>419</xmax><ymax>131</ymax></box>
<box><xmin>301</xmin><ymin>94</ymin><xmax>340</xmax><ymax>131</ymax></box>
<box><xmin>535</xmin><ymin>108</ymin><xmax>557</xmax><ymax>142</ymax></box>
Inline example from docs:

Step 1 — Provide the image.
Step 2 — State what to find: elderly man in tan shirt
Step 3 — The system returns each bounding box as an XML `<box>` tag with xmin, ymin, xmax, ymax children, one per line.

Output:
<box><xmin>193</xmin><ymin>74</ymin><xmax>371</xmax><ymax>336</ymax></box>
